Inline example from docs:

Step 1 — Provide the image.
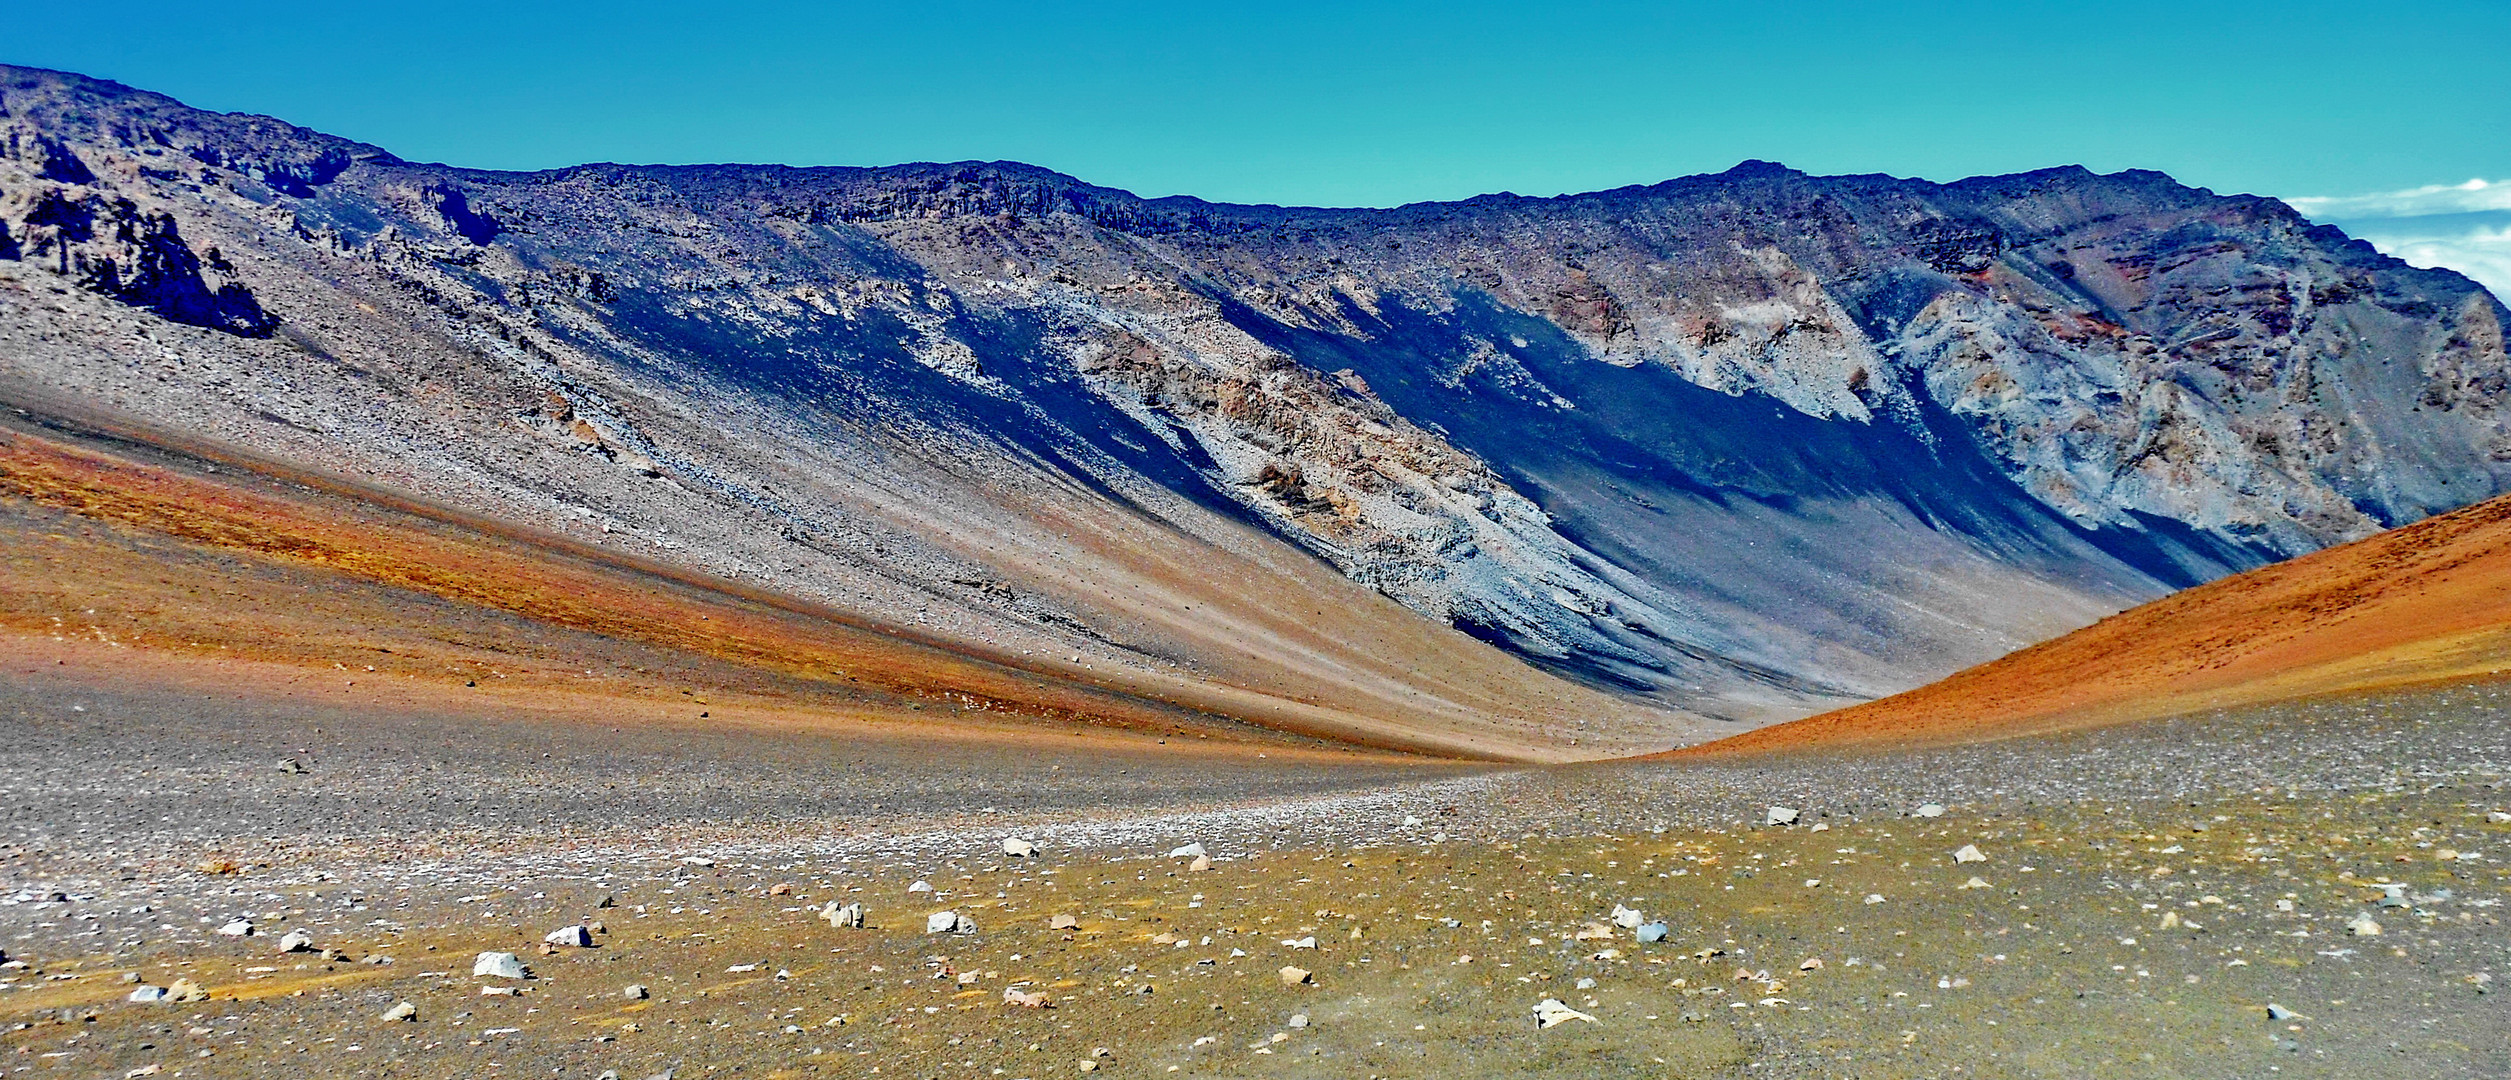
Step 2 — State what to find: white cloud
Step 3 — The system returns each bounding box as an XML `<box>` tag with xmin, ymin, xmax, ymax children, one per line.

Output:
<box><xmin>2281</xmin><ymin>179</ymin><xmax>2511</xmax><ymax>302</ymax></box>
<box><xmin>2342</xmin><ymin>220</ymin><xmax>2511</xmax><ymax>303</ymax></box>
<box><xmin>2285</xmin><ymin>178</ymin><xmax>2511</xmax><ymax>219</ymax></box>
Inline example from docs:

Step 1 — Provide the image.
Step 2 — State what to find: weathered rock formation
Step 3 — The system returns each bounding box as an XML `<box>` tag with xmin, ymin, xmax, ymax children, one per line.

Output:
<box><xmin>2</xmin><ymin>63</ymin><xmax>2503</xmax><ymax>744</ymax></box>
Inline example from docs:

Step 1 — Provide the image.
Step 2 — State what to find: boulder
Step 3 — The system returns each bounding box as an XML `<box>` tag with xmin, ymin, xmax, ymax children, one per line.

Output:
<box><xmin>472</xmin><ymin>951</ymin><xmax>527</xmax><ymax>979</ymax></box>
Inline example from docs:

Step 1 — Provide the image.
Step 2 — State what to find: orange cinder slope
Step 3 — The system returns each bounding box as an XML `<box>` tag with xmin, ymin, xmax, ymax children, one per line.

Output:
<box><xmin>1666</xmin><ymin>493</ymin><xmax>2511</xmax><ymax>756</ymax></box>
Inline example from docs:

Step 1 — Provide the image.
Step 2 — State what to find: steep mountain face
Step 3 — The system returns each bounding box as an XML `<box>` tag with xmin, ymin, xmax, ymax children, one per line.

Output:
<box><xmin>2</xmin><ymin>64</ymin><xmax>2505</xmax><ymax>744</ymax></box>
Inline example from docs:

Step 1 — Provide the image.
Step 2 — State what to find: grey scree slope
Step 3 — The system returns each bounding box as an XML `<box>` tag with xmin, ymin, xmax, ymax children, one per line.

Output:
<box><xmin>2</xmin><ymin>62</ymin><xmax>2506</xmax><ymax>742</ymax></box>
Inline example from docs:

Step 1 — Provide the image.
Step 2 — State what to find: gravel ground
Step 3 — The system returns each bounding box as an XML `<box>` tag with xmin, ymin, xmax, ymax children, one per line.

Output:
<box><xmin>1</xmin><ymin>674</ymin><xmax>2506</xmax><ymax>1078</ymax></box>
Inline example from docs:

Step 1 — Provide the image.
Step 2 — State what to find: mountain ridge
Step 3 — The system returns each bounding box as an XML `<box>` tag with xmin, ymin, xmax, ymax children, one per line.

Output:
<box><xmin>3</xmin><ymin>62</ymin><xmax>2506</xmax><ymax>752</ymax></box>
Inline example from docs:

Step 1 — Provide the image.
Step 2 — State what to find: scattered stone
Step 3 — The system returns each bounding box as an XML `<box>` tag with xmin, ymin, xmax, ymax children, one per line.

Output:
<box><xmin>927</xmin><ymin>910</ymin><xmax>971</xmax><ymax>934</ymax></box>
<box><xmin>166</xmin><ymin>979</ymin><xmax>208</xmax><ymax>1003</ymax></box>
<box><xmin>679</xmin><ymin>856</ymin><xmax>715</xmax><ymax>867</ymax></box>
<box><xmin>1048</xmin><ymin>914</ymin><xmax>1079</xmax><ymax>930</ymax></box>
<box><xmin>381</xmin><ymin>1001</ymin><xmax>417</xmax><ymax>1022</ymax></box>
<box><xmin>127</xmin><ymin>985</ymin><xmax>168</xmax><ymax>1003</ymax></box>
<box><xmin>2488</xmin><ymin>811</ymin><xmax>2511</xmax><ymax>824</ymax></box>
<box><xmin>1610</xmin><ymin>904</ymin><xmax>1645</xmax><ymax>929</ymax></box>
<box><xmin>908</xmin><ymin>880</ymin><xmax>934</xmax><ymax>894</ymax></box>
<box><xmin>544</xmin><ymin>924</ymin><xmax>594</xmax><ymax>948</ymax></box>
<box><xmin>1808</xmin><ymin>822</ymin><xmax>1830</xmax><ymax>833</ymax></box>
<box><xmin>1913</xmin><ymin>803</ymin><xmax>1946</xmax><ymax>818</ymax></box>
<box><xmin>1002</xmin><ymin>838</ymin><xmax>1039</xmax><ymax>858</ymax></box>
<box><xmin>1864</xmin><ymin>894</ymin><xmax>1887</xmax><ymax>905</ymax></box>
<box><xmin>1003</xmin><ymin>987</ymin><xmax>1052</xmax><ymax>1008</ymax></box>
<box><xmin>1574</xmin><ymin>976</ymin><xmax>1597</xmax><ymax>990</ymax></box>
<box><xmin>2346</xmin><ymin>914</ymin><xmax>2382</xmax><ymax>937</ymax></box>
<box><xmin>1168</xmin><ymin>843</ymin><xmax>1207</xmax><ymax>859</ymax></box>
<box><xmin>1800</xmin><ymin>958</ymin><xmax>1824</xmax><ymax>970</ymax></box>
<box><xmin>823</xmin><ymin>902</ymin><xmax>865</xmax><ymax>928</ymax></box>
<box><xmin>275</xmin><ymin>758</ymin><xmax>306</xmax><ymax>774</ymax></box>
<box><xmin>215</xmin><ymin>918</ymin><xmax>253</xmax><ymax>937</ymax></box>
<box><xmin>1287</xmin><ymin>1014</ymin><xmax>1310</xmax><ymax>1029</ymax></box>
<box><xmin>1533</xmin><ymin>998</ymin><xmax>1599</xmax><ymax>1027</ymax></box>
<box><xmin>1766</xmin><ymin>806</ymin><xmax>1799</xmax><ymax>826</ymax></box>
<box><xmin>1279</xmin><ymin>966</ymin><xmax>1313</xmax><ymax>986</ymax></box>
<box><xmin>2266</xmin><ymin>1003</ymin><xmax>2298</xmax><ymax>1021</ymax></box>
<box><xmin>1959</xmin><ymin>876</ymin><xmax>1990</xmax><ymax>890</ymax></box>
<box><xmin>1189</xmin><ymin>854</ymin><xmax>1213</xmax><ymax>872</ymax></box>
<box><xmin>276</xmin><ymin>928</ymin><xmax>314</xmax><ymax>953</ymax></box>
<box><xmin>624</xmin><ymin>984</ymin><xmax>649</xmax><ymax>1000</ymax></box>
<box><xmin>1282</xmin><ymin>936</ymin><xmax>1317</xmax><ymax>949</ymax></box>
<box><xmin>472</xmin><ymin>952</ymin><xmax>527</xmax><ymax>979</ymax></box>
<box><xmin>1636</xmin><ymin>922</ymin><xmax>1670</xmax><ymax>944</ymax></box>
<box><xmin>1953</xmin><ymin>845</ymin><xmax>1987</xmax><ymax>864</ymax></box>
<box><xmin>768</xmin><ymin>883</ymin><xmax>793</xmax><ymax>896</ymax></box>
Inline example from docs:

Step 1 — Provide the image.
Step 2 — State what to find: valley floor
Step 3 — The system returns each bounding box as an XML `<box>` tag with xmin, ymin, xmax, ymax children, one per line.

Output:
<box><xmin>0</xmin><ymin>664</ymin><xmax>2506</xmax><ymax>1079</ymax></box>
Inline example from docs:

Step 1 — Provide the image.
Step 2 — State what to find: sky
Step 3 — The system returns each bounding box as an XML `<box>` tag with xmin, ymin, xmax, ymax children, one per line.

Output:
<box><xmin>9</xmin><ymin>0</ymin><xmax>2507</xmax><ymax>296</ymax></box>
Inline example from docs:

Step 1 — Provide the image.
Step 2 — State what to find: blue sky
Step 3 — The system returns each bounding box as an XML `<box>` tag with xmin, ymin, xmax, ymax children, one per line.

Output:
<box><xmin>11</xmin><ymin>1</ymin><xmax>2507</xmax><ymax>294</ymax></box>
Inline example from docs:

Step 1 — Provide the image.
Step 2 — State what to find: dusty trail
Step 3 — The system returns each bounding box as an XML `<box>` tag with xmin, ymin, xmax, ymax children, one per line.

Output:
<box><xmin>2</xmin><ymin>659</ymin><xmax>2506</xmax><ymax>1078</ymax></box>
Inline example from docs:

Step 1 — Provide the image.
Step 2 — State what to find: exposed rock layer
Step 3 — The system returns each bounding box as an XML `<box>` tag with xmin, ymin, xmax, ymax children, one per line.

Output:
<box><xmin>1</xmin><ymin>64</ymin><xmax>2504</xmax><ymax>745</ymax></box>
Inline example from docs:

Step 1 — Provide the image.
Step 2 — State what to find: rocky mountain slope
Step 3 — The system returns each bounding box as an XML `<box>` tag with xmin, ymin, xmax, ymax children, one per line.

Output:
<box><xmin>2</xmin><ymin>63</ymin><xmax>2505</xmax><ymax>746</ymax></box>
<box><xmin>1670</xmin><ymin>489</ymin><xmax>2511</xmax><ymax>755</ymax></box>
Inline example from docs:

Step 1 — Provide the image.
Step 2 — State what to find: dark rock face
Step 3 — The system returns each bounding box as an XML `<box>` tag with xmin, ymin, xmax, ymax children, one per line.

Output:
<box><xmin>3</xmin><ymin>184</ymin><xmax>276</xmax><ymax>335</ymax></box>
<box><xmin>1</xmin><ymin>63</ymin><xmax>2504</xmax><ymax>731</ymax></box>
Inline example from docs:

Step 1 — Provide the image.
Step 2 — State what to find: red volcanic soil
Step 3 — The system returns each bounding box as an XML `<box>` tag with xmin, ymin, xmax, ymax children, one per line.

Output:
<box><xmin>1666</xmin><ymin>492</ymin><xmax>2511</xmax><ymax>756</ymax></box>
<box><xmin>0</xmin><ymin>407</ymin><xmax>1458</xmax><ymax>761</ymax></box>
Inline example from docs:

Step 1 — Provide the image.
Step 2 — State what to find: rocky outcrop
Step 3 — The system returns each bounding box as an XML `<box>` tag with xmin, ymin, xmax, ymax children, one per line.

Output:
<box><xmin>0</xmin><ymin>62</ymin><xmax>2503</xmax><ymax>735</ymax></box>
<box><xmin>0</xmin><ymin>181</ymin><xmax>277</xmax><ymax>335</ymax></box>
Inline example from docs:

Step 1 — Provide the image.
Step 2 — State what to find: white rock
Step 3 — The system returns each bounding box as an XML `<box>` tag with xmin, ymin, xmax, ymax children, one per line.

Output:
<box><xmin>1959</xmin><ymin>876</ymin><xmax>1990</xmax><ymax>890</ymax></box>
<box><xmin>907</xmin><ymin>880</ymin><xmax>934</xmax><ymax>894</ymax></box>
<box><xmin>1168</xmin><ymin>843</ymin><xmax>1207</xmax><ymax>859</ymax></box>
<box><xmin>1913</xmin><ymin>803</ymin><xmax>1946</xmax><ymax>818</ymax></box>
<box><xmin>127</xmin><ymin>985</ymin><xmax>168</xmax><ymax>1003</ymax></box>
<box><xmin>1533</xmin><ymin>998</ymin><xmax>1599</xmax><ymax>1027</ymax></box>
<box><xmin>823</xmin><ymin>901</ymin><xmax>865</xmax><ymax>928</ymax></box>
<box><xmin>1864</xmin><ymin>894</ymin><xmax>1887</xmax><ymax>905</ymax></box>
<box><xmin>1278</xmin><ymin>966</ymin><xmax>1313</xmax><ymax>986</ymax></box>
<box><xmin>2345</xmin><ymin>914</ymin><xmax>2382</xmax><ymax>937</ymax></box>
<box><xmin>472</xmin><ymin>951</ymin><xmax>527</xmax><ymax>979</ymax></box>
<box><xmin>679</xmin><ymin>856</ymin><xmax>715</xmax><ymax>867</ymax></box>
<box><xmin>1953</xmin><ymin>845</ymin><xmax>1987</xmax><ymax>864</ymax></box>
<box><xmin>544</xmin><ymin>924</ymin><xmax>593</xmax><ymax>947</ymax></box>
<box><xmin>1189</xmin><ymin>854</ymin><xmax>1213</xmax><ymax>872</ymax></box>
<box><xmin>276</xmin><ymin>928</ymin><xmax>314</xmax><ymax>953</ymax></box>
<box><xmin>623</xmin><ymin>984</ymin><xmax>649</xmax><ymax>1000</ymax></box>
<box><xmin>1766</xmin><ymin>806</ymin><xmax>1799</xmax><ymax>826</ymax></box>
<box><xmin>1610</xmin><ymin>904</ymin><xmax>1645</xmax><ymax>929</ymax></box>
<box><xmin>1402</xmin><ymin>816</ymin><xmax>1422</xmax><ymax>828</ymax></box>
<box><xmin>926</xmin><ymin>910</ymin><xmax>964</xmax><ymax>934</ymax></box>
<box><xmin>1282</xmin><ymin>936</ymin><xmax>1317</xmax><ymax>949</ymax></box>
<box><xmin>381</xmin><ymin>1001</ymin><xmax>417</xmax><ymax>1022</ymax></box>
<box><xmin>1287</xmin><ymin>1013</ymin><xmax>1310</xmax><ymax>1028</ymax></box>
<box><xmin>1808</xmin><ymin>822</ymin><xmax>1830</xmax><ymax>832</ymax></box>
<box><xmin>1001</xmin><ymin>838</ymin><xmax>1038</xmax><ymax>858</ymax></box>
<box><xmin>215</xmin><ymin>918</ymin><xmax>253</xmax><ymax>937</ymax></box>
